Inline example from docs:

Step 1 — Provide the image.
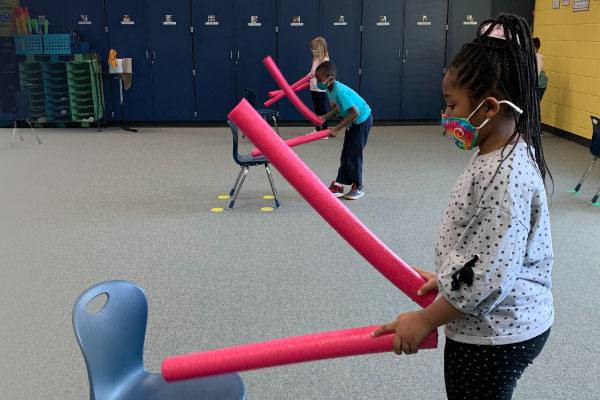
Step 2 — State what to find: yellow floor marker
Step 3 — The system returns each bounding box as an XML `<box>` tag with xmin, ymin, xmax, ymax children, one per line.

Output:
<box><xmin>218</xmin><ymin>195</ymin><xmax>230</xmax><ymax>199</ymax></box>
<box><xmin>263</xmin><ymin>195</ymin><xmax>275</xmax><ymax>199</ymax></box>
<box><xmin>211</xmin><ymin>208</ymin><xmax>224</xmax><ymax>212</ymax></box>
<box><xmin>261</xmin><ymin>207</ymin><xmax>274</xmax><ymax>212</ymax></box>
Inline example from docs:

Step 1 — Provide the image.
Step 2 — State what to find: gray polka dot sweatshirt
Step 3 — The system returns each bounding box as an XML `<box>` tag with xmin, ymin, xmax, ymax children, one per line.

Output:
<box><xmin>435</xmin><ymin>143</ymin><xmax>554</xmax><ymax>345</ymax></box>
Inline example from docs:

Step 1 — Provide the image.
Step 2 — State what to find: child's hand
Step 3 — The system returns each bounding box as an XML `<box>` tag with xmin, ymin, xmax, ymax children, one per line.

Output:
<box><xmin>413</xmin><ymin>267</ymin><xmax>438</xmax><ymax>296</ymax></box>
<box><xmin>328</xmin><ymin>126</ymin><xmax>340</xmax><ymax>137</ymax></box>
<box><xmin>371</xmin><ymin>311</ymin><xmax>435</xmax><ymax>355</ymax></box>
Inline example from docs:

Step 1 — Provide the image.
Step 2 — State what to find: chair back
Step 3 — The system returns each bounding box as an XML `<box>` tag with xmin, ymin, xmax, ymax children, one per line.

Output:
<box><xmin>14</xmin><ymin>91</ymin><xmax>30</xmax><ymax>120</ymax></box>
<box><xmin>591</xmin><ymin>116</ymin><xmax>600</xmax><ymax>158</ymax></box>
<box><xmin>227</xmin><ymin>119</ymin><xmax>243</xmax><ymax>165</ymax></box>
<box><xmin>73</xmin><ymin>281</ymin><xmax>148</xmax><ymax>400</ymax></box>
<box><xmin>244</xmin><ymin>89</ymin><xmax>257</xmax><ymax>108</ymax></box>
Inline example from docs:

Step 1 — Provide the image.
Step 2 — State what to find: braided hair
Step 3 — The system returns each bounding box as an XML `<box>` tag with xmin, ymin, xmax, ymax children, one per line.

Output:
<box><xmin>449</xmin><ymin>14</ymin><xmax>552</xmax><ymax>186</ymax></box>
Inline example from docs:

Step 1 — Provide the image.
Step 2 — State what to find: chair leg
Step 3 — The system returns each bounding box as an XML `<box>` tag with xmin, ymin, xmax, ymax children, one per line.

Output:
<box><xmin>574</xmin><ymin>157</ymin><xmax>598</xmax><ymax>192</ymax></box>
<box><xmin>272</xmin><ymin>115</ymin><xmax>279</xmax><ymax>135</ymax></box>
<box><xmin>265</xmin><ymin>164</ymin><xmax>280</xmax><ymax>208</ymax></box>
<box><xmin>11</xmin><ymin>121</ymin><xmax>16</xmax><ymax>149</ymax></box>
<box><xmin>230</xmin><ymin>167</ymin><xmax>245</xmax><ymax>196</ymax></box>
<box><xmin>229</xmin><ymin>166</ymin><xmax>249</xmax><ymax>210</ymax></box>
<box><xmin>592</xmin><ymin>186</ymin><xmax>600</xmax><ymax>204</ymax></box>
<box><xmin>25</xmin><ymin>120</ymin><xmax>42</xmax><ymax>145</ymax></box>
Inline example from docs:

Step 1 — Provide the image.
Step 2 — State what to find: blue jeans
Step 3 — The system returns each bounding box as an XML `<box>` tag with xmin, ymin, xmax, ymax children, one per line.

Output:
<box><xmin>336</xmin><ymin>113</ymin><xmax>373</xmax><ymax>187</ymax></box>
<box><xmin>311</xmin><ymin>91</ymin><xmax>329</xmax><ymax>130</ymax></box>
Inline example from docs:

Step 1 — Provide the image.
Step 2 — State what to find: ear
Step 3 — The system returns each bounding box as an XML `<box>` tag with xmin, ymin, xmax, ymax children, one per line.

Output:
<box><xmin>482</xmin><ymin>97</ymin><xmax>501</xmax><ymax>119</ymax></box>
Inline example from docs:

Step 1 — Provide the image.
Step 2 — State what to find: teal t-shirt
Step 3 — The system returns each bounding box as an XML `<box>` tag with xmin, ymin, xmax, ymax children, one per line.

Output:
<box><xmin>326</xmin><ymin>81</ymin><xmax>371</xmax><ymax>124</ymax></box>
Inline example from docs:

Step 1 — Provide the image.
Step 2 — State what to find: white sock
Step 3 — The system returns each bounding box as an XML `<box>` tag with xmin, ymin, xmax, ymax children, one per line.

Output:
<box><xmin>335</xmin><ymin>182</ymin><xmax>344</xmax><ymax>187</ymax></box>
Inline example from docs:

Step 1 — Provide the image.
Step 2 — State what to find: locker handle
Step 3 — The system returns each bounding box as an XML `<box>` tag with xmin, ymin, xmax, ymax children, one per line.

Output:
<box><xmin>146</xmin><ymin>50</ymin><xmax>149</xmax><ymax>60</ymax></box>
<box><xmin>153</xmin><ymin>50</ymin><xmax>156</xmax><ymax>62</ymax></box>
<box><xmin>230</xmin><ymin>51</ymin><xmax>233</xmax><ymax>60</ymax></box>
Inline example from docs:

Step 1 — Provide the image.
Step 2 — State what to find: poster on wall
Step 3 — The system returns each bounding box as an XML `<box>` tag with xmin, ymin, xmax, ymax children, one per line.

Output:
<box><xmin>553</xmin><ymin>0</ymin><xmax>560</xmax><ymax>8</ymax></box>
<box><xmin>572</xmin><ymin>0</ymin><xmax>589</xmax><ymax>11</ymax></box>
<box><xmin>0</xmin><ymin>0</ymin><xmax>19</xmax><ymax>36</ymax></box>
<box><xmin>562</xmin><ymin>0</ymin><xmax>570</xmax><ymax>5</ymax></box>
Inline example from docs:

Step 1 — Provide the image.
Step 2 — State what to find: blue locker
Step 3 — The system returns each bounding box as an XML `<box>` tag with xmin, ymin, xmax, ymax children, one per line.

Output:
<box><xmin>446</xmin><ymin>0</ymin><xmax>492</xmax><ymax>65</ymax></box>
<box><xmin>148</xmin><ymin>1</ymin><xmax>195</xmax><ymax>121</ymax></box>
<box><xmin>400</xmin><ymin>0</ymin><xmax>447</xmax><ymax>119</ymax></box>
<box><xmin>361</xmin><ymin>0</ymin><xmax>405</xmax><ymax>120</ymax></box>
<box><xmin>233</xmin><ymin>0</ymin><xmax>277</xmax><ymax>107</ymax></box>
<box><xmin>276</xmin><ymin>0</ymin><xmax>319</xmax><ymax>121</ymax></box>
<box><xmin>192</xmin><ymin>0</ymin><xmax>236</xmax><ymax>121</ymax></box>
<box><xmin>319</xmin><ymin>0</ymin><xmax>361</xmax><ymax>92</ymax></box>
<box><xmin>105</xmin><ymin>0</ymin><xmax>154</xmax><ymax>121</ymax></box>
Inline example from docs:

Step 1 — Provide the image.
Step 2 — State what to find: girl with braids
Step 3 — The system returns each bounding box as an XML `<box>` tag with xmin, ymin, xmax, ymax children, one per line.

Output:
<box><xmin>372</xmin><ymin>15</ymin><xmax>553</xmax><ymax>399</ymax></box>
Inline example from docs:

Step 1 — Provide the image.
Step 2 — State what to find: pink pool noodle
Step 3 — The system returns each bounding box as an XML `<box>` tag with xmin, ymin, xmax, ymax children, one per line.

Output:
<box><xmin>251</xmin><ymin>129</ymin><xmax>330</xmax><ymax>157</ymax></box>
<box><xmin>265</xmin><ymin>82</ymin><xmax>310</xmax><ymax>107</ymax></box>
<box><xmin>268</xmin><ymin>78</ymin><xmax>310</xmax><ymax>98</ymax></box>
<box><xmin>263</xmin><ymin>56</ymin><xmax>324</xmax><ymax>126</ymax></box>
<box><xmin>162</xmin><ymin>325</ymin><xmax>437</xmax><ymax>381</ymax></box>
<box><xmin>230</xmin><ymin>99</ymin><xmax>437</xmax><ymax>308</ymax></box>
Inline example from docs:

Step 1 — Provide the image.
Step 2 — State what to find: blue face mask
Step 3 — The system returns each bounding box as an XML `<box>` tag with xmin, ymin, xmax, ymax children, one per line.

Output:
<box><xmin>317</xmin><ymin>77</ymin><xmax>332</xmax><ymax>91</ymax></box>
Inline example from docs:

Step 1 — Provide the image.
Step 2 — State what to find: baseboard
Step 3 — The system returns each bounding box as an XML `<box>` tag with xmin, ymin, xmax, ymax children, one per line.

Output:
<box><xmin>542</xmin><ymin>123</ymin><xmax>591</xmax><ymax>148</ymax></box>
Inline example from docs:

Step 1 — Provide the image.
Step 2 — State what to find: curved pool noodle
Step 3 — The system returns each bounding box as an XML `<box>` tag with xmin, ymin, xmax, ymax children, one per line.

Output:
<box><xmin>162</xmin><ymin>325</ymin><xmax>437</xmax><ymax>381</ymax></box>
<box><xmin>230</xmin><ymin>99</ymin><xmax>437</xmax><ymax>308</ymax></box>
<box><xmin>251</xmin><ymin>129</ymin><xmax>330</xmax><ymax>157</ymax></box>
<box><xmin>268</xmin><ymin>75</ymin><xmax>310</xmax><ymax>98</ymax></box>
<box><xmin>265</xmin><ymin>81</ymin><xmax>310</xmax><ymax>107</ymax></box>
<box><xmin>263</xmin><ymin>56</ymin><xmax>324</xmax><ymax>127</ymax></box>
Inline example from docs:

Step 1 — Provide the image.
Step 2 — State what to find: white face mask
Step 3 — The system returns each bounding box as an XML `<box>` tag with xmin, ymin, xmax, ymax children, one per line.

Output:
<box><xmin>311</xmin><ymin>49</ymin><xmax>318</xmax><ymax>56</ymax></box>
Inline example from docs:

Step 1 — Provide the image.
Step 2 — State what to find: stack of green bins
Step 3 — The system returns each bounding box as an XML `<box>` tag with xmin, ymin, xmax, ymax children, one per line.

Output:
<box><xmin>18</xmin><ymin>55</ymin><xmax>46</xmax><ymax>121</ymax></box>
<box><xmin>67</xmin><ymin>55</ymin><xmax>103</xmax><ymax>124</ymax></box>
<box><xmin>42</xmin><ymin>58</ymin><xmax>71</xmax><ymax>123</ymax></box>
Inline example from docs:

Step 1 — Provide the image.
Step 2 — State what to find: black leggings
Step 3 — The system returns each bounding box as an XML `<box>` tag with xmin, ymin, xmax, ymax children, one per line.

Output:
<box><xmin>444</xmin><ymin>329</ymin><xmax>550</xmax><ymax>400</ymax></box>
<box><xmin>311</xmin><ymin>90</ymin><xmax>328</xmax><ymax>130</ymax></box>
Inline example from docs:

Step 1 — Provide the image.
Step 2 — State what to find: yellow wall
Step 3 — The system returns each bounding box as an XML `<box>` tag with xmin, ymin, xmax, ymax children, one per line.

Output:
<box><xmin>533</xmin><ymin>0</ymin><xmax>600</xmax><ymax>139</ymax></box>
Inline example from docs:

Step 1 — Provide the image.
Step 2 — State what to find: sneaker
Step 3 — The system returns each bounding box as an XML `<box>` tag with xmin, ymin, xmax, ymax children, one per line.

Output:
<box><xmin>328</xmin><ymin>181</ymin><xmax>345</xmax><ymax>197</ymax></box>
<box><xmin>344</xmin><ymin>184</ymin><xmax>364</xmax><ymax>200</ymax></box>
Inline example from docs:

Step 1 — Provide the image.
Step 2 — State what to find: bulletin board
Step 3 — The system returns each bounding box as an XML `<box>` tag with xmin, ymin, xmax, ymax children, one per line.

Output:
<box><xmin>0</xmin><ymin>0</ymin><xmax>19</xmax><ymax>36</ymax></box>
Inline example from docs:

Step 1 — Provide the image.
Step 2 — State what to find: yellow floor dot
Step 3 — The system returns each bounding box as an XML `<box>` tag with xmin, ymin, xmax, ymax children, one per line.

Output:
<box><xmin>261</xmin><ymin>207</ymin><xmax>274</xmax><ymax>212</ymax></box>
<box><xmin>218</xmin><ymin>195</ymin><xmax>230</xmax><ymax>199</ymax></box>
<box><xmin>263</xmin><ymin>195</ymin><xmax>275</xmax><ymax>199</ymax></box>
<box><xmin>211</xmin><ymin>208</ymin><xmax>224</xmax><ymax>212</ymax></box>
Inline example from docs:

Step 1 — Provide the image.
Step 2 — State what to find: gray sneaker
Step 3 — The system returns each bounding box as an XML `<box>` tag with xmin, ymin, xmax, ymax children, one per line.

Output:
<box><xmin>344</xmin><ymin>184</ymin><xmax>364</xmax><ymax>200</ymax></box>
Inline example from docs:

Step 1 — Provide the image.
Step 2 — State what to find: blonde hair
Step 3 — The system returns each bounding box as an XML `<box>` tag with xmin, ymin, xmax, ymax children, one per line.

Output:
<box><xmin>311</xmin><ymin>37</ymin><xmax>329</xmax><ymax>62</ymax></box>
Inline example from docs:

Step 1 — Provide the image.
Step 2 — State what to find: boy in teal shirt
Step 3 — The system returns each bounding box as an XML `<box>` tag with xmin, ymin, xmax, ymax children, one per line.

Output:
<box><xmin>315</xmin><ymin>61</ymin><xmax>373</xmax><ymax>200</ymax></box>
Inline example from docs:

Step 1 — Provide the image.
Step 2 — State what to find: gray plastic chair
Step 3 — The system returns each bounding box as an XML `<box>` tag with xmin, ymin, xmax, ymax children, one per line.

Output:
<box><xmin>0</xmin><ymin>91</ymin><xmax>42</xmax><ymax>148</ymax></box>
<box><xmin>572</xmin><ymin>116</ymin><xmax>600</xmax><ymax>204</ymax></box>
<box><xmin>72</xmin><ymin>280</ymin><xmax>247</xmax><ymax>400</ymax></box>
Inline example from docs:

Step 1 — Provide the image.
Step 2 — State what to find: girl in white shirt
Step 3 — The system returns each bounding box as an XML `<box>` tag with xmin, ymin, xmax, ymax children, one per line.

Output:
<box><xmin>309</xmin><ymin>37</ymin><xmax>330</xmax><ymax>131</ymax></box>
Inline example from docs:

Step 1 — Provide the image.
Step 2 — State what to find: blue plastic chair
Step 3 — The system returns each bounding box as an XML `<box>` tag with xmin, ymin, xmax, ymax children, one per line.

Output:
<box><xmin>72</xmin><ymin>280</ymin><xmax>247</xmax><ymax>400</ymax></box>
<box><xmin>572</xmin><ymin>116</ymin><xmax>600</xmax><ymax>204</ymax></box>
<box><xmin>0</xmin><ymin>91</ymin><xmax>42</xmax><ymax>148</ymax></box>
<box><xmin>227</xmin><ymin>120</ymin><xmax>280</xmax><ymax>210</ymax></box>
<box><xmin>244</xmin><ymin>88</ymin><xmax>279</xmax><ymax>134</ymax></box>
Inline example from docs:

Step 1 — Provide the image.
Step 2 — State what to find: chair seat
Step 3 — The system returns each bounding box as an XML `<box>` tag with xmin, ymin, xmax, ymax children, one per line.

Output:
<box><xmin>256</xmin><ymin>109</ymin><xmax>277</xmax><ymax>117</ymax></box>
<box><xmin>119</xmin><ymin>371</ymin><xmax>246</xmax><ymax>400</ymax></box>
<box><xmin>237</xmin><ymin>153</ymin><xmax>268</xmax><ymax>165</ymax></box>
<box><xmin>0</xmin><ymin>112</ymin><xmax>19</xmax><ymax>120</ymax></box>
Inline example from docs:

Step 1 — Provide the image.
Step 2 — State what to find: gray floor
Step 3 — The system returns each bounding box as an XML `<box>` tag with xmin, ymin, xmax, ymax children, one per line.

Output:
<box><xmin>1</xmin><ymin>125</ymin><xmax>599</xmax><ymax>400</ymax></box>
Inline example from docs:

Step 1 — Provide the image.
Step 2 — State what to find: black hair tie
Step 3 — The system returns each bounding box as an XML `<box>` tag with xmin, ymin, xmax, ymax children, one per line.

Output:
<box><xmin>451</xmin><ymin>255</ymin><xmax>480</xmax><ymax>291</ymax></box>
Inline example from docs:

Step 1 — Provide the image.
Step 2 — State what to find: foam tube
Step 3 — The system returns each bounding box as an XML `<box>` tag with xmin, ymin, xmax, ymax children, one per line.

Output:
<box><xmin>230</xmin><ymin>99</ymin><xmax>437</xmax><ymax>308</ymax></box>
<box><xmin>265</xmin><ymin>81</ymin><xmax>310</xmax><ymax>107</ymax></box>
<box><xmin>263</xmin><ymin>56</ymin><xmax>324</xmax><ymax>126</ymax></box>
<box><xmin>268</xmin><ymin>75</ymin><xmax>310</xmax><ymax>98</ymax></box>
<box><xmin>251</xmin><ymin>129</ymin><xmax>330</xmax><ymax>157</ymax></box>
<box><xmin>162</xmin><ymin>325</ymin><xmax>437</xmax><ymax>381</ymax></box>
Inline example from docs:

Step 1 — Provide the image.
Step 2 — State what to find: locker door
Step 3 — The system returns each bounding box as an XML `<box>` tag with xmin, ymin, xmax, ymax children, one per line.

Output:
<box><xmin>106</xmin><ymin>0</ymin><xmax>154</xmax><ymax>121</ymax></box>
<box><xmin>319</xmin><ymin>0</ymin><xmax>361</xmax><ymax>91</ymax></box>
<box><xmin>400</xmin><ymin>0</ymin><xmax>447</xmax><ymax>119</ymax></box>
<box><xmin>148</xmin><ymin>0</ymin><xmax>195</xmax><ymax>121</ymax></box>
<box><xmin>192</xmin><ymin>0</ymin><xmax>235</xmax><ymax>121</ymax></box>
<box><xmin>361</xmin><ymin>0</ymin><xmax>405</xmax><ymax>120</ymax></box>
<box><xmin>276</xmin><ymin>0</ymin><xmax>319</xmax><ymax>121</ymax></box>
<box><xmin>234</xmin><ymin>0</ymin><xmax>277</xmax><ymax>107</ymax></box>
<box><xmin>491</xmin><ymin>0</ymin><xmax>534</xmax><ymax>27</ymax></box>
<box><xmin>447</xmin><ymin>0</ymin><xmax>491</xmax><ymax>65</ymax></box>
